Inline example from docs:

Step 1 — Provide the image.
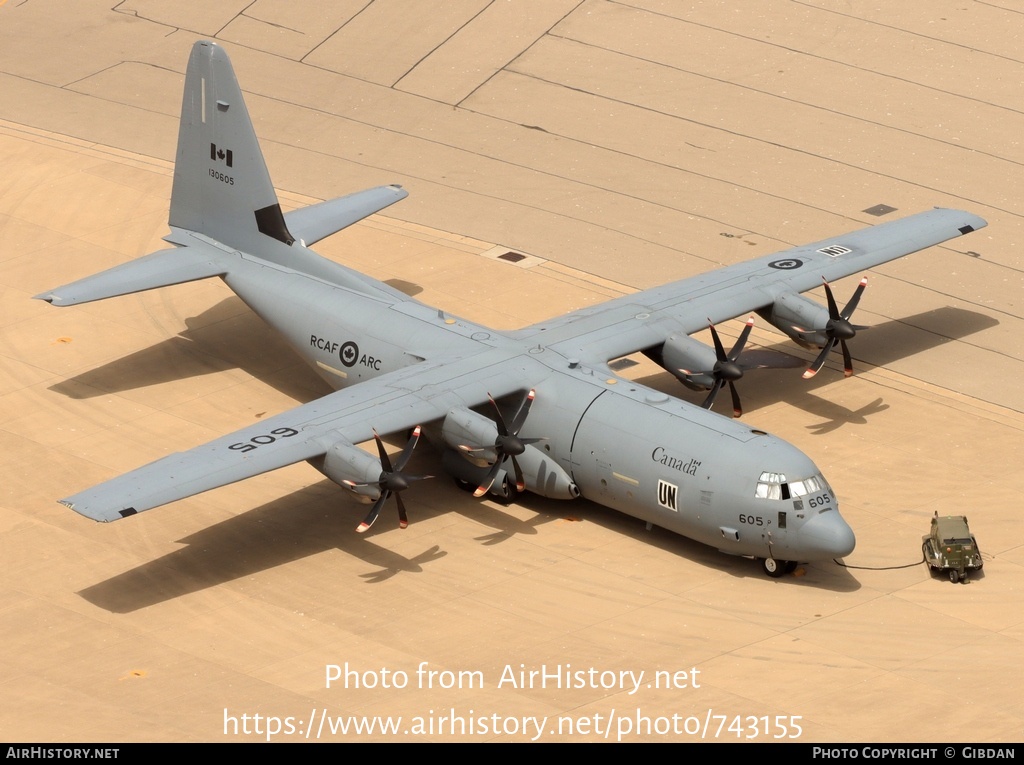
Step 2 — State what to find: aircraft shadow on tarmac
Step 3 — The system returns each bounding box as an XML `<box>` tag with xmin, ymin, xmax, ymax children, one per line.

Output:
<box><xmin>49</xmin><ymin>297</ymin><xmax>331</xmax><ymax>404</ymax></box>
<box><xmin>77</xmin><ymin>460</ymin><xmax>861</xmax><ymax>615</ymax></box>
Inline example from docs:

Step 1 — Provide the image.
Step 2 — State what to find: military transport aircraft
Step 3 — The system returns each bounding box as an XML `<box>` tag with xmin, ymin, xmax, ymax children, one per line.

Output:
<box><xmin>37</xmin><ymin>41</ymin><xmax>986</xmax><ymax>577</ymax></box>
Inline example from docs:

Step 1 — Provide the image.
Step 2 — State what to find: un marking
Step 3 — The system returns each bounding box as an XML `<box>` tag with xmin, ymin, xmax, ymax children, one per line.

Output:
<box><xmin>658</xmin><ymin>479</ymin><xmax>679</xmax><ymax>512</ymax></box>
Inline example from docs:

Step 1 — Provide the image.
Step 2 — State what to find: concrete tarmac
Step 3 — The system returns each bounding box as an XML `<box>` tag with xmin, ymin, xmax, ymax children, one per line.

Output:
<box><xmin>0</xmin><ymin>1</ymin><xmax>1021</xmax><ymax>743</ymax></box>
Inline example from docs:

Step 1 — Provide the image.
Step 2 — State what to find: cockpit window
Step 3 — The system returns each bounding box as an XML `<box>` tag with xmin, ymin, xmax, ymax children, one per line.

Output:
<box><xmin>755</xmin><ymin>472</ymin><xmax>786</xmax><ymax>500</ymax></box>
<box><xmin>789</xmin><ymin>474</ymin><xmax>828</xmax><ymax>497</ymax></box>
<box><xmin>756</xmin><ymin>471</ymin><xmax>831</xmax><ymax>500</ymax></box>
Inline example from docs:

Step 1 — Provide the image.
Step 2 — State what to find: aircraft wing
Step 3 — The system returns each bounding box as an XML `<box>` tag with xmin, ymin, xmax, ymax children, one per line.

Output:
<box><xmin>62</xmin><ymin>350</ymin><xmax>533</xmax><ymax>522</ymax></box>
<box><xmin>529</xmin><ymin>208</ymin><xmax>986</xmax><ymax>362</ymax></box>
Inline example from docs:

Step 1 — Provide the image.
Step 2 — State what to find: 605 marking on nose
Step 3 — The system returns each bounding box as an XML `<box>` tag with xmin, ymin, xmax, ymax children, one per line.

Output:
<box><xmin>229</xmin><ymin>427</ymin><xmax>299</xmax><ymax>453</ymax></box>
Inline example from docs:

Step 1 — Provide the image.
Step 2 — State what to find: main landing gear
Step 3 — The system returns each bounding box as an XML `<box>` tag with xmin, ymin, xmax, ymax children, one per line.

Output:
<box><xmin>453</xmin><ymin>474</ymin><xmax>518</xmax><ymax>505</ymax></box>
<box><xmin>761</xmin><ymin>557</ymin><xmax>798</xmax><ymax>578</ymax></box>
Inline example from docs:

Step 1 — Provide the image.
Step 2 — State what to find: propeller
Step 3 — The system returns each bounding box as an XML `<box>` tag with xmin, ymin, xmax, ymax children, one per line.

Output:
<box><xmin>800</xmin><ymin>277</ymin><xmax>870</xmax><ymax>379</ymax></box>
<box><xmin>344</xmin><ymin>426</ymin><xmax>431</xmax><ymax>533</ymax></box>
<box><xmin>683</xmin><ymin>317</ymin><xmax>802</xmax><ymax>417</ymax></box>
<box><xmin>459</xmin><ymin>389</ymin><xmax>544</xmax><ymax>498</ymax></box>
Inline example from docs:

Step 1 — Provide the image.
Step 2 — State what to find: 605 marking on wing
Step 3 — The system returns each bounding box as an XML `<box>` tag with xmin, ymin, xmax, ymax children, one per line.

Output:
<box><xmin>229</xmin><ymin>427</ymin><xmax>299</xmax><ymax>453</ymax></box>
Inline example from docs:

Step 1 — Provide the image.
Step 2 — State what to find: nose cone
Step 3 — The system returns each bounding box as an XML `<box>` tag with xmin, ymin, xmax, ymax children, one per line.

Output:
<box><xmin>800</xmin><ymin>511</ymin><xmax>856</xmax><ymax>559</ymax></box>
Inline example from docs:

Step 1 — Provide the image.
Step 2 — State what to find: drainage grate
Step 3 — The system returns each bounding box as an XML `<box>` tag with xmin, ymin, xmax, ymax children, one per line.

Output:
<box><xmin>863</xmin><ymin>204</ymin><xmax>897</xmax><ymax>217</ymax></box>
<box><xmin>498</xmin><ymin>251</ymin><xmax>526</xmax><ymax>263</ymax></box>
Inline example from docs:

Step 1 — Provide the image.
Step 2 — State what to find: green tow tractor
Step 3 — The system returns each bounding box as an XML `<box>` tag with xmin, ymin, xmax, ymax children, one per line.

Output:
<box><xmin>923</xmin><ymin>513</ymin><xmax>983</xmax><ymax>584</ymax></box>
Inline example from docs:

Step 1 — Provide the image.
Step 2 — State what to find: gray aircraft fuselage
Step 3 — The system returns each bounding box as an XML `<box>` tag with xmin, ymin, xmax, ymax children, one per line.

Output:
<box><xmin>226</xmin><ymin>248</ymin><xmax>855</xmax><ymax>567</ymax></box>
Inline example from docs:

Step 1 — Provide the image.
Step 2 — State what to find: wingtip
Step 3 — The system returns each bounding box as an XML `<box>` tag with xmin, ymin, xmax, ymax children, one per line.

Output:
<box><xmin>356</xmin><ymin>522</ymin><xmax>371</xmax><ymax>533</ymax></box>
<box><xmin>802</xmin><ymin>368</ymin><xmax>817</xmax><ymax>380</ymax></box>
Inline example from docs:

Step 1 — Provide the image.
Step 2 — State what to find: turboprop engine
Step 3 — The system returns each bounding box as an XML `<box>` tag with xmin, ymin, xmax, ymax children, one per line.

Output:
<box><xmin>647</xmin><ymin>318</ymin><xmax>801</xmax><ymax>417</ymax></box>
<box><xmin>441</xmin><ymin>404</ymin><xmax>579</xmax><ymax>500</ymax></box>
<box><xmin>310</xmin><ymin>430</ymin><xmax>429</xmax><ymax>532</ymax></box>
<box><xmin>659</xmin><ymin>332</ymin><xmax>722</xmax><ymax>391</ymax></box>
<box><xmin>757</xmin><ymin>277</ymin><xmax>869</xmax><ymax>378</ymax></box>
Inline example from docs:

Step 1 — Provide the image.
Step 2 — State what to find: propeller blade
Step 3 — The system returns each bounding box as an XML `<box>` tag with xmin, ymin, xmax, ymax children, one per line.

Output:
<box><xmin>707</xmin><ymin>319</ymin><xmax>728</xmax><ymax>361</ymax></box>
<box><xmin>510</xmin><ymin>455</ymin><xmax>525</xmax><ymax>493</ymax></box>
<box><xmin>803</xmin><ymin>339</ymin><xmax>837</xmax><ymax>379</ymax></box>
<box><xmin>395</xmin><ymin>492</ymin><xmax>409</xmax><ymax>529</ymax></box>
<box><xmin>473</xmin><ymin>459</ymin><xmax>504</xmax><ymax>498</ymax></box>
<box><xmin>728</xmin><ymin>380</ymin><xmax>742</xmax><ymax>418</ymax></box>
<box><xmin>488</xmin><ymin>394</ymin><xmax>509</xmax><ymax>437</ymax></box>
<box><xmin>372</xmin><ymin>430</ymin><xmax>393</xmax><ymax>473</ymax></box>
<box><xmin>842</xmin><ymin>277</ymin><xmax>868</xmax><ymax>319</ymax></box>
<box><xmin>356</xmin><ymin>493</ymin><xmax>388</xmax><ymax>533</ymax></box>
<box><xmin>509</xmin><ymin>389</ymin><xmax>535</xmax><ymax>434</ymax></box>
<box><xmin>701</xmin><ymin>379</ymin><xmax>725</xmax><ymax>409</ymax></box>
<box><xmin>728</xmin><ymin>316</ymin><xmax>755</xmax><ymax>360</ymax></box>
<box><xmin>393</xmin><ymin>425</ymin><xmax>421</xmax><ymax>471</ymax></box>
<box><xmin>822</xmin><ymin>278</ymin><xmax>840</xmax><ymax>320</ymax></box>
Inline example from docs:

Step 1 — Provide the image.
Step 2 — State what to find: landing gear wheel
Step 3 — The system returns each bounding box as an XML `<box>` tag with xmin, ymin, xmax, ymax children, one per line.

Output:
<box><xmin>761</xmin><ymin>557</ymin><xmax>788</xmax><ymax>578</ymax></box>
<box><xmin>784</xmin><ymin>560</ymin><xmax>799</xmax><ymax>574</ymax></box>
<box><xmin>949</xmin><ymin>569</ymin><xmax>960</xmax><ymax>584</ymax></box>
<box><xmin>495</xmin><ymin>474</ymin><xmax>519</xmax><ymax>506</ymax></box>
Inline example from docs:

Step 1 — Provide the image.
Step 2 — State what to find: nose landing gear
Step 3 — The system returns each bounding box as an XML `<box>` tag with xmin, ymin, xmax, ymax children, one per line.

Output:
<box><xmin>761</xmin><ymin>557</ymin><xmax>798</xmax><ymax>578</ymax></box>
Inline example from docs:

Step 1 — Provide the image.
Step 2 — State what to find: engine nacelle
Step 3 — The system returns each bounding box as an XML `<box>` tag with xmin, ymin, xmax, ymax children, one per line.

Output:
<box><xmin>441</xmin><ymin>407</ymin><xmax>499</xmax><ymax>466</ymax></box>
<box><xmin>660</xmin><ymin>333</ymin><xmax>719</xmax><ymax>390</ymax></box>
<box><xmin>442</xmin><ymin>446</ymin><xmax>580</xmax><ymax>500</ymax></box>
<box><xmin>757</xmin><ymin>292</ymin><xmax>830</xmax><ymax>348</ymax></box>
<box><xmin>309</xmin><ymin>440</ymin><xmax>382</xmax><ymax>504</ymax></box>
<box><xmin>441</xmin><ymin>406</ymin><xmax>579</xmax><ymax>499</ymax></box>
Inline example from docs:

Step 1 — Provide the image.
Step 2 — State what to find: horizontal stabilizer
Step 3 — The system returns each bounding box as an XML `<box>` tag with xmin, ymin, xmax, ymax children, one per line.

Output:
<box><xmin>34</xmin><ymin>248</ymin><xmax>225</xmax><ymax>307</ymax></box>
<box><xmin>285</xmin><ymin>185</ymin><xmax>408</xmax><ymax>247</ymax></box>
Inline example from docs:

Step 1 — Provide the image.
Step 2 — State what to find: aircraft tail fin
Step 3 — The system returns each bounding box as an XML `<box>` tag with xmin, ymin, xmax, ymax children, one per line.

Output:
<box><xmin>169</xmin><ymin>40</ymin><xmax>295</xmax><ymax>253</ymax></box>
<box><xmin>35</xmin><ymin>40</ymin><xmax>412</xmax><ymax>308</ymax></box>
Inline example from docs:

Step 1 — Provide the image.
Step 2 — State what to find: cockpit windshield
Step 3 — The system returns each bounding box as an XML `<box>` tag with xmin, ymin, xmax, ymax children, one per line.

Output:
<box><xmin>754</xmin><ymin>471</ymin><xmax>831</xmax><ymax>500</ymax></box>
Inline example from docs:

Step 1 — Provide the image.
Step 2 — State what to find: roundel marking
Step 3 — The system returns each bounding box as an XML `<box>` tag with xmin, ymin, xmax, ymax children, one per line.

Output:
<box><xmin>768</xmin><ymin>258</ymin><xmax>803</xmax><ymax>270</ymax></box>
<box><xmin>340</xmin><ymin>341</ymin><xmax>359</xmax><ymax>367</ymax></box>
